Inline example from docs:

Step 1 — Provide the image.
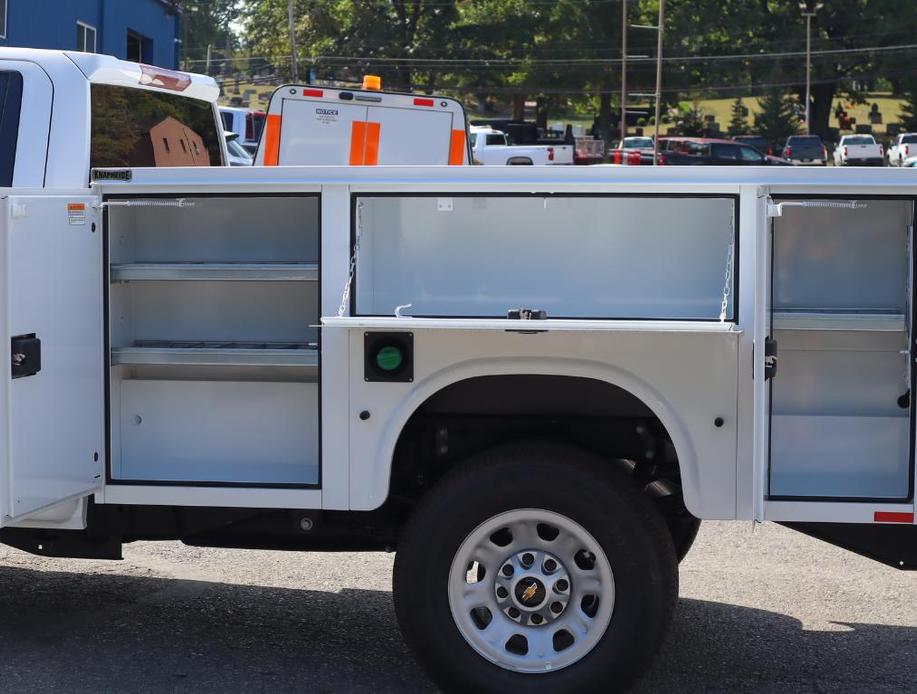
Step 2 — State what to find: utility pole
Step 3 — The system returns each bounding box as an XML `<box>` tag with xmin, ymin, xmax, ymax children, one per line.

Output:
<box><xmin>799</xmin><ymin>1</ymin><xmax>823</xmax><ymax>135</ymax></box>
<box><xmin>620</xmin><ymin>0</ymin><xmax>627</xmax><ymax>143</ymax></box>
<box><xmin>288</xmin><ymin>0</ymin><xmax>300</xmax><ymax>82</ymax></box>
<box><xmin>652</xmin><ymin>0</ymin><xmax>665</xmax><ymax>165</ymax></box>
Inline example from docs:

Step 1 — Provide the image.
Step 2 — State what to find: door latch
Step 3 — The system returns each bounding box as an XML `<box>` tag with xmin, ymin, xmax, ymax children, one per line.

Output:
<box><xmin>11</xmin><ymin>333</ymin><xmax>41</xmax><ymax>379</ymax></box>
<box><xmin>764</xmin><ymin>336</ymin><xmax>778</xmax><ymax>380</ymax></box>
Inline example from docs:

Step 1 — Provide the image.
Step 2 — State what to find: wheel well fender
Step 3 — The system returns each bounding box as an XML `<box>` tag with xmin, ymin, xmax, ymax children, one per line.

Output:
<box><xmin>360</xmin><ymin>357</ymin><xmax>701</xmax><ymax>514</ymax></box>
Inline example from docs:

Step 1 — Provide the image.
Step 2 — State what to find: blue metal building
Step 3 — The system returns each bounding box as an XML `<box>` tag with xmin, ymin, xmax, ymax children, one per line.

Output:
<box><xmin>0</xmin><ymin>0</ymin><xmax>180</xmax><ymax>68</ymax></box>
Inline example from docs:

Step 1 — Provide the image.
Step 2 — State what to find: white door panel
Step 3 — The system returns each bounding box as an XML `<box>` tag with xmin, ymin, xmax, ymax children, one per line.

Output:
<box><xmin>1</xmin><ymin>194</ymin><xmax>104</xmax><ymax>523</ymax></box>
<box><xmin>368</xmin><ymin>106</ymin><xmax>454</xmax><ymax>165</ymax></box>
<box><xmin>278</xmin><ymin>99</ymin><xmax>368</xmax><ymax>166</ymax></box>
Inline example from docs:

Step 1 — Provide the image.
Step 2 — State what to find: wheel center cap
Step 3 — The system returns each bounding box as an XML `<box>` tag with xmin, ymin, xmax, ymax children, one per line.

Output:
<box><xmin>514</xmin><ymin>577</ymin><xmax>547</xmax><ymax>608</ymax></box>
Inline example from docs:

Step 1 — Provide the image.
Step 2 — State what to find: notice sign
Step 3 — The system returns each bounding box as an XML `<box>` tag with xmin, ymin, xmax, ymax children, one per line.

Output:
<box><xmin>315</xmin><ymin>107</ymin><xmax>339</xmax><ymax>124</ymax></box>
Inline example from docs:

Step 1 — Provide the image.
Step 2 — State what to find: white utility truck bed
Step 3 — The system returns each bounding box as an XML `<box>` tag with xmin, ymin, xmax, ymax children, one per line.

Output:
<box><xmin>0</xmin><ymin>48</ymin><xmax>914</xmax><ymax>694</ymax></box>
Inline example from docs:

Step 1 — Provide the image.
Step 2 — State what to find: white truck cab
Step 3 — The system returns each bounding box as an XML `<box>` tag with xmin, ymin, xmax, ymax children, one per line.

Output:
<box><xmin>469</xmin><ymin>124</ymin><xmax>574</xmax><ymax>165</ymax></box>
<box><xmin>0</xmin><ymin>48</ymin><xmax>224</xmax><ymax>189</ymax></box>
<box><xmin>0</xmin><ymin>50</ymin><xmax>915</xmax><ymax>694</ymax></box>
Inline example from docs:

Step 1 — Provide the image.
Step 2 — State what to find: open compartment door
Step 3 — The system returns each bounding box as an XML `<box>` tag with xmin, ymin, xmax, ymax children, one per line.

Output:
<box><xmin>0</xmin><ymin>194</ymin><xmax>104</xmax><ymax>524</ymax></box>
<box><xmin>764</xmin><ymin>197</ymin><xmax>916</xmax><ymax>567</ymax></box>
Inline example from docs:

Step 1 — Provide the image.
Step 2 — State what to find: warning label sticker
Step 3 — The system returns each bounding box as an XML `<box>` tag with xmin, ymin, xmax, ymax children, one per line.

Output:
<box><xmin>67</xmin><ymin>202</ymin><xmax>87</xmax><ymax>225</ymax></box>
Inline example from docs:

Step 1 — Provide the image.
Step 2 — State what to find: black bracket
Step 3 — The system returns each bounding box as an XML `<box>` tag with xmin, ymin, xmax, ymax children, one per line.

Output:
<box><xmin>764</xmin><ymin>336</ymin><xmax>778</xmax><ymax>380</ymax></box>
<box><xmin>507</xmin><ymin>308</ymin><xmax>547</xmax><ymax>320</ymax></box>
<box><xmin>11</xmin><ymin>333</ymin><xmax>40</xmax><ymax>379</ymax></box>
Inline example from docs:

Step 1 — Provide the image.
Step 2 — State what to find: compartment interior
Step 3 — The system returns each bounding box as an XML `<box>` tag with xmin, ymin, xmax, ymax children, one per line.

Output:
<box><xmin>106</xmin><ymin>195</ymin><xmax>320</xmax><ymax>486</ymax></box>
<box><xmin>769</xmin><ymin>199</ymin><xmax>914</xmax><ymax>499</ymax></box>
<box><xmin>355</xmin><ymin>195</ymin><xmax>737</xmax><ymax>320</ymax></box>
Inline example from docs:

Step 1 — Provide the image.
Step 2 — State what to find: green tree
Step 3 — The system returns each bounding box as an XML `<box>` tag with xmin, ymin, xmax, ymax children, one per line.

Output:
<box><xmin>244</xmin><ymin>0</ymin><xmax>458</xmax><ymax>89</ymax></box>
<box><xmin>176</xmin><ymin>1</ymin><xmax>241</xmax><ymax>69</ymax></box>
<box><xmin>899</xmin><ymin>92</ymin><xmax>917</xmax><ymax>131</ymax></box>
<box><xmin>754</xmin><ymin>89</ymin><xmax>801</xmax><ymax>150</ymax></box>
<box><xmin>727</xmin><ymin>97</ymin><xmax>747</xmax><ymax>136</ymax></box>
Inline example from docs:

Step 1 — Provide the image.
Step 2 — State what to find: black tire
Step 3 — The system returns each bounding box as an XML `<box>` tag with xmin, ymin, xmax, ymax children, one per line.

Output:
<box><xmin>667</xmin><ymin>516</ymin><xmax>701</xmax><ymax>563</ymax></box>
<box><xmin>393</xmin><ymin>443</ymin><xmax>678</xmax><ymax>694</ymax></box>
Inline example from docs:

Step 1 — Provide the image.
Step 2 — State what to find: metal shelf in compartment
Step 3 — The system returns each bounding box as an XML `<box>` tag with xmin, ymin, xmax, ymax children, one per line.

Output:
<box><xmin>110</xmin><ymin>263</ymin><xmax>319</xmax><ymax>282</ymax></box>
<box><xmin>772</xmin><ymin>310</ymin><xmax>907</xmax><ymax>332</ymax></box>
<box><xmin>111</xmin><ymin>340</ymin><xmax>319</xmax><ymax>368</ymax></box>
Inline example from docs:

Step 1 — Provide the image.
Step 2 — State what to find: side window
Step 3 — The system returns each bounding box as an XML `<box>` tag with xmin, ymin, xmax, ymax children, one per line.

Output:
<box><xmin>486</xmin><ymin>133</ymin><xmax>506</xmax><ymax>146</ymax></box>
<box><xmin>220</xmin><ymin>111</ymin><xmax>233</xmax><ymax>131</ymax></box>
<box><xmin>739</xmin><ymin>146</ymin><xmax>764</xmax><ymax>162</ymax></box>
<box><xmin>0</xmin><ymin>70</ymin><xmax>23</xmax><ymax>186</ymax></box>
<box><xmin>712</xmin><ymin>144</ymin><xmax>739</xmax><ymax>161</ymax></box>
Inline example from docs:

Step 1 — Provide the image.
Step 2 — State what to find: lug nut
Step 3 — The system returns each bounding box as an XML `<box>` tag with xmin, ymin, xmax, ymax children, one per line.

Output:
<box><xmin>550</xmin><ymin>601</ymin><xmax>563</xmax><ymax>614</ymax></box>
<box><xmin>496</xmin><ymin>586</ymin><xmax>509</xmax><ymax>599</ymax></box>
<box><xmin>508</xmin><ymin>607</ymin><xmax>520</xmax><ymax>618</ymax></box>
<box><xmin>543</xmin><ymin>558</ymin><xmax>557</xmax><ymax>573</ymax></box>
<box><xmin>502</xmin><ymin>564</ymin><xmax>514</xmax><ymax>577</ymax></box>
<box><xmin>555</xmin><ymin>579</ymin><xmax>569</xmax><ymax>593</ymax></box>
<box><xmin>531</xmin><ymin>614</ymin><xmax>543</xmax><ymax>625</ymax></box>
<box><xmin>521</xmin><ymin>553</ymin><xmax>535</xmax><ymax>567</ymax></box>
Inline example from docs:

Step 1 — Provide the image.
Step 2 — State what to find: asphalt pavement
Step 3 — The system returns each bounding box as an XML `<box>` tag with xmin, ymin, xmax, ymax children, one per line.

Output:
<box><xmin>1</xmin><ymin>521</ymin><xmax>914</xmax><ymax>693</ymax></box>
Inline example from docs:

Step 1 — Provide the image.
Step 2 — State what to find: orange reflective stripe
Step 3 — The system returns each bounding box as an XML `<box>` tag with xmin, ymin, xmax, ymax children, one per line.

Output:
<box><xmin>263</xmin><ymin>114</ymin><xmax>282</xmax><ymax>166</ymax></box>
<box><xmin>349</xmin><ymin>121</ymin><xmax>367</xmax><ymax>165</ymax></box>
<box><xmin>449</xmin><ymin>129</ymin><xmax>466</xmax><ymax>165</ymax></box>
<box><xmin>364</xmin><ymin>122</ymin><xmax>380</xmax><ymax>165</ymax></box>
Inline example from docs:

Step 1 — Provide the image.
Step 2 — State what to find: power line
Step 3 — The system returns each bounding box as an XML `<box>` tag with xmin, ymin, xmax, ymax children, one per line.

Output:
<box><xmin>311</xmin><ymin>42</ymin><xmax>917</xmax><ymax>67</ymax></box>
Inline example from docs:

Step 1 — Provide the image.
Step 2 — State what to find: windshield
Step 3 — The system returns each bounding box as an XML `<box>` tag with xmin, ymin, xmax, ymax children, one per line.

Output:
<box><xmin>624</xmin><ymin>137</ymin><xmax>653</xmax><ymax>148</ymax></box>
<box><xmin>226</xmin><ymin>137</ymin><xmax>252</xmax><ymax>161</ymax></box>
<box><xmin>90</xmin><ymin>85</ymin><xmax>222</xmax><ymax>168</ymax></box>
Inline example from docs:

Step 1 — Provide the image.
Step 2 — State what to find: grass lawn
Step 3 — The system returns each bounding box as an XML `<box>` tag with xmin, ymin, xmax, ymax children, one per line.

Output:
<box><xmin>687</xmin><ymin>94</ymin><xmax>907</xmax><ymax>136</ymax></box>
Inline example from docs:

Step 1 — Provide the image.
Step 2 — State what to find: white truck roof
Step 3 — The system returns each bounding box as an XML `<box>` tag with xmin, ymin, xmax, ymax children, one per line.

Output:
<box><xmin>0</xmin><ymin>48</ymin><xmax>220</xmax><ymax>188</ymax></box>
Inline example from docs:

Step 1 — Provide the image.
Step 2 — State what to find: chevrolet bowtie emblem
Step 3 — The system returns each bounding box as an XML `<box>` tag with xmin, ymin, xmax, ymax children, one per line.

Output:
<box><xmin>521</xmin><ymin>581</ymin><xmax>538</xmax><ymax>603</ymax></box>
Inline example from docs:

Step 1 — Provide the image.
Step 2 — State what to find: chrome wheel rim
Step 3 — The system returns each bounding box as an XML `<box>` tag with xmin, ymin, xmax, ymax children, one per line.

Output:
<box><xmin>447</xmin><ymin>508</ymin><xmax>615</xmax><ymax>674</ymax></box>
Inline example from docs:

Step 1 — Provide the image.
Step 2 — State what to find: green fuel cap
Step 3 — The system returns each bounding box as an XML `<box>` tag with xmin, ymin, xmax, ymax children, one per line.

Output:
<box><xmin>375</xmin><ymin>345</ymin><xmax>404</xmax><ymax>372</ymax></box>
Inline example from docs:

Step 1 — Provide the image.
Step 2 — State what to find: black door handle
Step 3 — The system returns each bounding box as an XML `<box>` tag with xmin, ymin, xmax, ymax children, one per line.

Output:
<box><xmin>11</xmin><ymin>333</ymin><xmax>41</xmax><ymax>379</ymax></box>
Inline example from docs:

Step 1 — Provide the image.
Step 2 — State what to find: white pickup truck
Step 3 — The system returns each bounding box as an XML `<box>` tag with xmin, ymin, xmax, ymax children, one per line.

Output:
<box><xmin>886</xmin><ymin>132</ymin><xmax>917</xmax><ymax>167</ymax></box>
<box><xmin>470</xmin><ymin>125</ymin><xmax>573</xmax><ymax>165</ymax></box>
<box><xmin>2</xmin><ymin>46</ymin><xmax>917</xmax><ymax>694</ymax></box>
<box><xmin>833</xmin><ymin>134</ymin><xmax>885</xmax><ymax>166</ymax></box>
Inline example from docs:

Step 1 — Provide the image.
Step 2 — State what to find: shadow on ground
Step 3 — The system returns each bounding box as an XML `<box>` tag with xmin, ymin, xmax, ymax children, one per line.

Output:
<box><xmin>0</xmin><ymin>564</ymin><xmax>914</xmax><ymax>693</ymax></box>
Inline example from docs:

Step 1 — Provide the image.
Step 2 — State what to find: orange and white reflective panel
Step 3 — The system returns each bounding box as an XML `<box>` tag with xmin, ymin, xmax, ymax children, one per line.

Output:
<box><xmin>449</xmin><ymin>129</ymin><xmax>466</xmax><ymax>165</ymax></box>
<box><xmin>262</xmin><ymin>114</ymin><xmax>282</xmax><ymax>166</ymax></box>
<box><xmin>349</xmin><ymin>121</ymin><xmax>382</xmax><ymax>166</ymax></box>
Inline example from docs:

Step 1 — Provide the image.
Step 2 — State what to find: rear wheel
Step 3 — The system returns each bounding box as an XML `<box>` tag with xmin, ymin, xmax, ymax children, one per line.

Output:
<box><xmin>393</xmin><ymin>444</ymin><xmax>678</xmax><ymax>694</ymax></box>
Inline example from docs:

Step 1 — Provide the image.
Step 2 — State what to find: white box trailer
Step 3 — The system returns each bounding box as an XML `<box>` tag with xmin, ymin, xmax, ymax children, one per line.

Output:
<box><xmin>253</xmin><ymin>80</ymin><xmax>470</xmax><ymax>166</ymax></box>
<box><xmin>1</xmin><ymin>163</ymin><xmax>916</xmax><ymax>693</ymax></box>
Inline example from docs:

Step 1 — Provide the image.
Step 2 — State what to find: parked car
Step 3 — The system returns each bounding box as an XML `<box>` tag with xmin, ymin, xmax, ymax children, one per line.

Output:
<box><xmin>225</xmin><ymin>133</ymin><xmax>254</xmax><ymax>166</ymax></box>
<box><xmin>219</xmin><ymin>106</ymin><xmax>266</xmax><ymax>155</ymax></box>
<box><xmin>833</xmin><ymin>134</ymin><xmax>884</xmax><ymax>167</ymax></box>
<box><xmin>469</xmin><ymin>125</ymin><xmax>573</xmax><ymax>165</ymax></box>
<box><xmin>886</xmin><ymin>132</ymin><xmax>917</xmax><ymax>167</ymax></box>
<box><xmin>658</xmin><ymin>138</ymin><xmax>791</xmax><ymax>165</ymax></box>
<box><xmin>733</xmin><ymin>135</ymin><xmax>772</xmax><ymax>155</ymax></box>
<box><xmin>782</xmin><ymin>135</ymin><xmax>828</xmax><ymax>166</ymax></box>
<box><xmin>610</xmin><ymin>136</ymin><xmax>655</xmax><ymax>165</ymax></box>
